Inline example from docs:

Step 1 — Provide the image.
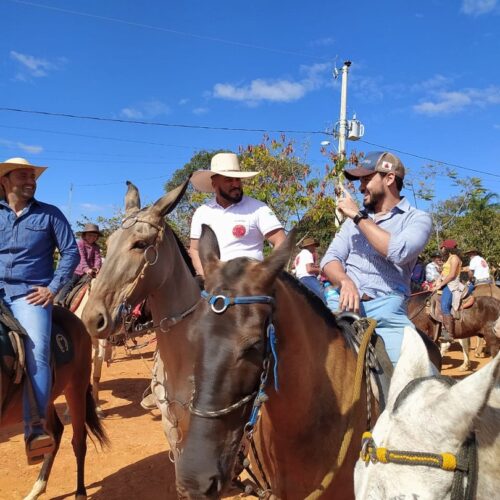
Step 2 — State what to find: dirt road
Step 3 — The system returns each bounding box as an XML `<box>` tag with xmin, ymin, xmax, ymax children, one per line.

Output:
<box><xmin>0</xmin><ymin>334</ymin><xmax>490</xmax><ymax>499</ymax></box>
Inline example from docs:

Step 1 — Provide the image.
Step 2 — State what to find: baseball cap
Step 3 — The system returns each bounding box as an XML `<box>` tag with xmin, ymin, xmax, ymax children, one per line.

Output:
<box><xmin>440</xmin><ymin>239</ymin><xmax>457</xmax><ymax>250</ymax></box>
<box><xmin>344</xmin><ymin>151</ymin><xmax>405</xmax><ymax>181</ymax></box>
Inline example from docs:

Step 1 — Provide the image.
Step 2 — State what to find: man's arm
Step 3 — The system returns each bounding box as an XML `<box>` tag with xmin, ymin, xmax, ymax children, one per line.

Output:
<box><xmin>265</xmin><ymin>228</ymin><xmax>286</xmax><ymax>249</ymax></box>
<box><xmin>322</xmin><ymin>260</ymin><xmax>360</xmax><ymax>312</ymax></box>
<box><xmin>305</xmin><ymin>263</ymin><xmax>320</xmax><ymax>275</ymax></box>
<box><xmin>189</xmin><ymin>239</ymin><xmax>205</xmax><ymax>277</ymax></box>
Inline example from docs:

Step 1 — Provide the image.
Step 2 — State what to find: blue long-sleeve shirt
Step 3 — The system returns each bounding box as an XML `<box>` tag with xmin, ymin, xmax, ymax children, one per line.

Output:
<box><xmin>0</xmin><ymin>198</ymin><xmax>79</xmax><ymax>299</ymax></box>
<box><xmin>321</xmin><ymin>197</ymin><xmax>432</xmax><ymax>298</ymax></box>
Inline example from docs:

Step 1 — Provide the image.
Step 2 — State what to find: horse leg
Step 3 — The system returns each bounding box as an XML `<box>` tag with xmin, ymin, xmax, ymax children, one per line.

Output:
<box><xmin>92</xmin><ymin>339</ymin><xmax>105</xmax><ymax>418</ymax></box>
<box><xmin>474</xmin><ymin>337</ymin><xmax>486</xmax><ymax>358</ymax></box>
<box><xmin>458</xmin><ymin>338</ymin><xmax>471</xmax><ymax>371</ymax></box>
<box><xmin>65</xmin><ymin>385</ymin><xmax>88</xmax><ymax>500</ymax></box>
<box><xmin>24</xmin><ymin>405</ymin><xmax>64</xmax><ymax>500</ymax></box>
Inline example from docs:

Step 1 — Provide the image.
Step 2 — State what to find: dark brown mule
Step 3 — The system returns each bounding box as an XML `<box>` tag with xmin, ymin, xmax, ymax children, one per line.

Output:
<box><xmin>82</xmin><ymin>180</ymin><xmax>199</xmax><ymax>489</ymax></box>
<box><xmin>408</xmin><ymin>290</ymin><xmax>500</xmax><ymax>370</ymax></box>
<box><xmin>177</xmin><ymin>226</ymin><xmax>387</xmax><ymax>500</ymax></box>
<box><xmin>1</xmin><ymin>306</ymin><xmax>108</xmax><ymax>500</ymax></box>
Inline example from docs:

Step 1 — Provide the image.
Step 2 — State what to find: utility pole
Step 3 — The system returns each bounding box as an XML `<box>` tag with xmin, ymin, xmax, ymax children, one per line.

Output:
<box><xmin>68</xmin><ymin>183</ymin><xmax>73</xmax><ymax>226</ymax></box>
<box><xmin>337</xmin><ymin>60</ymin><xmax>351</xmax><ymax>159</ymax></box>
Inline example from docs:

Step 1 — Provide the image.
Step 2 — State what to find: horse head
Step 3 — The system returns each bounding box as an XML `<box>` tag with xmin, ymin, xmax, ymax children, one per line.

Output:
<box><xmin>354</xmin><ymin>326</ymin><xmax>500</xmax><ymax>499</ymax></box>
<box><xmin>177</xmin><ymin>225</ymin><xmax>295</xmax><ymax>499</ymax></box>
<box><xmin>82</xmin><ymin>179</ymin><xmax>196</xmax><ymax>339</ymax></box>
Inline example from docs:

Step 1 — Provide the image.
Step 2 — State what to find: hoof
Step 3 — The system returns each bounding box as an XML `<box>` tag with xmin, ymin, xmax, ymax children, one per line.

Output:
<box><xmin>75</xmin><ymin>495</ymin><xmax>87</xmax><ymax>500</ymax></box>
<box><xmin>95</xmin><ymin>406</ymin><xmax>105</xmax><ymax>419</ymax></box>
<box><xmin>475</xmin><ymin>352</ymin><xmax>485</xmax><ymax>358</ymax></box>
<box><xmin>458</xmin><ymin>364</ymin><xmax>470</xmax><ymax>372</ymax></box>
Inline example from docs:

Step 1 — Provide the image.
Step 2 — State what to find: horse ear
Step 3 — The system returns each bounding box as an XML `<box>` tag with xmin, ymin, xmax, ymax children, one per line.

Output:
<box><xmin>437</xmin><ymin>353</ymin><xmax>500</xmax><ymax>442</ymax></box>
<box><xmin>259</xmin><ymin>228</ymin><xmax>296</xmax><ymax>283</ymax></box>
<box><xmin>125</xmin><ymin>181</ymin><xmax>141</xmax><ymax>215</ymax></box>
<box><xmin>199</xmin><ymin>224</ymin><xmax>220</xmax><ymax>274</ymax></box>
<box><xmin>153</xmin><ymin>176</ymin><xmax>191</xmax><ymax>216</ymax></box>
<box><xmin>386</xmin><ymin>326</ymin><xmax>439</xmax><ymax>412</ymax></box>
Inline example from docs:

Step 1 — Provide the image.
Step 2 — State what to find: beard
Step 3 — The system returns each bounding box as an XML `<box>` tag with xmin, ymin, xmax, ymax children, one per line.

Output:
<box><xmin>362</xmin><ymin>190</ymin><xmax>382</xmax><ymax>212</ymax></box>
<box><xmin>218</xmin><ymin>186</ymin><xmax>243</xmax><ymax>204</ymax></box>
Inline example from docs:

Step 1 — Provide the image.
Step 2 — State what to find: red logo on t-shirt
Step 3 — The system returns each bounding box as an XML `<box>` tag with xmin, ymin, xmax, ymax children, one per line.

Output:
<box><xmin>232</xmin><ymin>225</ymin><xmax>246</xmax><ymax>238</ymax></box>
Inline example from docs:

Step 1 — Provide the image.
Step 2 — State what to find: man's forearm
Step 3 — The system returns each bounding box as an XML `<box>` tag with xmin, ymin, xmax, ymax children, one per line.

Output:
<box><xmin>190</xmin><ymin>248</ymin><xmax>205</xmax><ymax>276</ymax></box>
<box><xmin>323</xmin><ymin>260</ymin><xmax>352</xmax><ymax>288</ymax></box>
<box><xmin>356</xmin><ymin>218</ymin><xmax>390</xmax><ymax>256</ymax></box>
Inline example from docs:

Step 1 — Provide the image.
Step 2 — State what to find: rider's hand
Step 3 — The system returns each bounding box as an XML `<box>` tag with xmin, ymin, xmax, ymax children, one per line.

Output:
<box><xmin>339</xmin><ymin>278</ymin><xmax>360</xmax><ymax>313</ymax></box>
<box><xmin>26</xmin><ymin>286</ymin><xmax>55</xmax><ymax>307</ymax></box>
<box><xmin>85</xmin><ymin>269</ymin><xmax>95</xmax><ymax>276</ymax></box>
<box><xmin>336</xmin><ymin>184</ymin><xmax>360</xmax><ymax>220</ymax></box>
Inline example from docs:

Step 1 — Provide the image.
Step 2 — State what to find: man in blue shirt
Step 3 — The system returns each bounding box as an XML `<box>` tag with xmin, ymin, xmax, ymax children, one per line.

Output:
<box><xmin>320</xmin><ymin>152</ymin><xmax>432</xmax><ymax>364</ymax></box>
<box><xmin>0</xmin><ymin>157</ymin><xmax>79</xmax><ymax>464</ymax></box>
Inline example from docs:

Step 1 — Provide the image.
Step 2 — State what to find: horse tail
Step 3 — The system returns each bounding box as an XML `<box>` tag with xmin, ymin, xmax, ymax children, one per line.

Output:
<box><xmin>85</xmin><ymin>385</ymin><xmax>110</xmax><ymax>447</ymax></box>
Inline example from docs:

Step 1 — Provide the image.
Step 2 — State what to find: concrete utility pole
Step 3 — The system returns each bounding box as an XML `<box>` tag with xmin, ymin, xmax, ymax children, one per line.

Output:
<box><xmin>337</xmin><ymin>60</ymin><xmax>351</xmax><ymax>159</ymax></box>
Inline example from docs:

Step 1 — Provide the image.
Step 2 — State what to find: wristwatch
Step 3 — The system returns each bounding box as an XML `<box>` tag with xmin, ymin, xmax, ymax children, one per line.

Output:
<box><xmin>353</xmin><ymin>210</ymin><xmax>368</xmax><ymax>225</ymax></box>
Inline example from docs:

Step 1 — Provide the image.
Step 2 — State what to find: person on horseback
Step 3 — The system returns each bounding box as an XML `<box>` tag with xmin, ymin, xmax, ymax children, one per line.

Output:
<box><xmin>293</xmin><ymin>237</ymin><xmax>325</xmax><ymax>301</ymax></box>
<box><xmin>464</xmin><ymin>248</ymin><xmax>492</xmax><ymax>286</ymax></box>
<box><xmin>434</xmin><ymin>239</ymin><xmax>463</xmax><ymax>340</ymax></box>
<box><xmin>320</xmin><ymin>151</ymin><xmax>432</xmax><ymax>364</ymax></box>
<box><xmin>189</xmin><ymin>152</ymin><xmax>286</xmax><ymax>277</ymax></box>
<box><xmin>56</xmin><ymin>223</ymin><xmax>103</xmax><ymax>305</ymax></box>
<box><xmin>425</xmin><ymin>251</ymin><xmax>442</xmax><ymax>288</ymax></box>
<box><xmin>0</xmin><ymin>157</ymin><xmax>79</xmax><ymax>463</ymax></box>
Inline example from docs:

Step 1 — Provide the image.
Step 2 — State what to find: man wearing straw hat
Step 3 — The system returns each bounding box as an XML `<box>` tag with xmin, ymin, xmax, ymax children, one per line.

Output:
<box><xmin>189</xmin><ymin>152</ymin><xmax>286</xmax><ymax>276</ymax></box>
<box><xmin>56</xmin><ymin>223</ymin><xmax>103</xmax><ymax>305</ymax></box>
<box><xmin>0</xmin><ymin>157</ymin><xmax>79</xmax><ymax>463</ymax></box>
<box><xmin>293</xmin><ymin>237</ymin><xmax>325</xmax><ymax>301</ymax></box>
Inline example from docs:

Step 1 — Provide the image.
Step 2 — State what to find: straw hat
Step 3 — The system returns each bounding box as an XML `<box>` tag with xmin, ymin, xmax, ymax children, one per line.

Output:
<box><xmin>0</xmin><ymin>157</ymin><xmax>47</xmax><ymax>179</ymax></box>
<box><xmin>300</xmin><ymin>237</ymin><xmax>319</xmax><ymax>248</ymax></box>
<box><xmin>190</xmin><ymin>153</ymin><xmax>260</xmax><ymax>193</ymax></box>
<box><xmin>79</xmin><ymin>223</ymin><xmax>103</xmax><ymax>236</ymax></box>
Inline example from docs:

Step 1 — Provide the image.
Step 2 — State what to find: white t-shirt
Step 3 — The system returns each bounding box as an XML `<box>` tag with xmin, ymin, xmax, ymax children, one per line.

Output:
<box><xmin>293</xmin><ymin>249</ymin><xmax>316</xmax><ymax>279</ymax></box>
<box><xmin>190</xmin><ymin>196</ymin><xmax>283</xmax><ymax>261</ymax></box>
<box><xmin>469</xmin><ymin>255</ymin><xmax>490</xmax><ymax>280</ymax></box>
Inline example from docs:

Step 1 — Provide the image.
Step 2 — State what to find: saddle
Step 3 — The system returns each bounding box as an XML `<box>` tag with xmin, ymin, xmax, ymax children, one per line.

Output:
<box><xmin>63</xmin><ymin>276</ymin><xmax>91</xmax><ymax>312</ymax></box>
<box><xmin>427</xmin><ymin>289</ymin><xmax>475</xmax><ymax>323</ymax></box>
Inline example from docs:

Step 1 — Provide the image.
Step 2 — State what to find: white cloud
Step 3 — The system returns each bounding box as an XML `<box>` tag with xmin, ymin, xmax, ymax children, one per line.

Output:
<box><xmin>461</xmin><ymin>0</ymin><xmax>498</xmax><ymax>16</ymax></box>
<box><xmin>120</xmin><ymin>99</ymin><xmax>170</xmax><ymax>119</ymax></box>
<box><xmin>80</xmin><ymin>203</ymin><xmax>105</xmax><ymax>212</ymax></box>
<box><xmin>10</xmin><ymin>51</ymin><xmax>65</xmax><ymax>80</ymax></box>
<box><xmin>192</xmin><ymin>107</ymin><xmax>209</xmax><ymax>115</ymax></box>
<box><xmin>308</xmin><ymin>37</ymin><xmax>335</xmax><ymax>47</ymax></box>
<box><xmin>411</xmin><ymin>74</ymin><xmax>453</xmax><ymax>92</ymax></box>
<box><xmin>0</xmin><ymin>138</ymin><xmax>43</xmax><ymax>154</ymax></box>
<box><xmin>494</xmin><ymin>123</ymin><xmax>500</xmax><ymax>129</ymax></box>
<box><xmin>178</xmin><ymin>98</ymin><xmax>189</xmax><ymax>105</ymax></box>
<box><xmin>413</xmin><ymin>86</ymin><xmax>500</xmax><ymax>115</ymax></box>
<box><xmin>212</xmin><ymin>63</ymin><xmax>330</xmax><ymax>105</ymax></box>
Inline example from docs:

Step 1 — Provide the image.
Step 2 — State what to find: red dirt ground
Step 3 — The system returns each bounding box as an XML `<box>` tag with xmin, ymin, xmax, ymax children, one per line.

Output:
<box><xmin>0</xmin><ymin>333</ymin><xmax>491</xmax><ymax>499</ymax></box>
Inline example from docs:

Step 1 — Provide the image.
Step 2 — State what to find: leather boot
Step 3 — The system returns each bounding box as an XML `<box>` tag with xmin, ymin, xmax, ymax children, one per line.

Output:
<box><xmin>442</xmin><ymin>314</ymin><xmax>455</xmax><ymax>340</ymax></box>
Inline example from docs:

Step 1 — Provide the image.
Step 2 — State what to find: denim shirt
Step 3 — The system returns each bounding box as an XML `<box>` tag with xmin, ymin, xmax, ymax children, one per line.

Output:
<box><xmin>0</xmin><ymin>198</ymin><xmax>79</xmax><ymax>299</ymax></box>
<box><xmin>321</xmin><ymin>197</ymin><xmax>432</xmax><ymax>298</ymax></box>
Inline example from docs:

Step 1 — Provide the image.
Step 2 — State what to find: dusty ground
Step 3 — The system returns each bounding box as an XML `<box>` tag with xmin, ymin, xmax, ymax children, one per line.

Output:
<box><xmin>0</xmin><ymin>333</ymin><xmax>491</xmax><ymax>500</ymax></box>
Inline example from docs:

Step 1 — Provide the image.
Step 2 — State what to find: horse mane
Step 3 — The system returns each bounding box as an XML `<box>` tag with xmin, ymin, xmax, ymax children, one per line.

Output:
<box><xmin>278</xmin><ymin>271</ymin><xmax>341</xmax><ymax>332</ymax></box>
<box><xmin>170</xmin><ymin>227</ymin><xmax>196</xmax><ymax>277</ymax></box>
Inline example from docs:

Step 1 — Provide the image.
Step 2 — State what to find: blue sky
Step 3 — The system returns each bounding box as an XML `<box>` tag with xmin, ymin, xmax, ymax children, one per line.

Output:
<box><xmin>1</xmin><ymin>0</ymin><xmax>499</xmax><ymax>227</ymax></box>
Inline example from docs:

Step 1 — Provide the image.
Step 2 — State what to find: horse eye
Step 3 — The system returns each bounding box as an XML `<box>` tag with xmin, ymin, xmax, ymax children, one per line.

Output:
<box><xmin>240</xmin><ymin>340</ymin><xmax>264</xmax><ymax>358</ymax></box>
<box><xmin>132</xmin><ymin>240</ymin><xmax>149</xmax><ymax>250</ymax></box>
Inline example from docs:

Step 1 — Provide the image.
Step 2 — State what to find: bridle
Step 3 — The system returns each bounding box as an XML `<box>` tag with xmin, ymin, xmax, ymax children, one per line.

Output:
<box><xmin>359</xmin><ymin>376</ymin><xmax>478</xmax><ymax>500</ymax></box>
<box><xmin>189</xmin><ymin>290</ymin><xmax>277</xmax><ymax>418</ymax></box>
<box><xmin>117</xmin><ymin>214</ymin><xmax>199</xmax><ymax>333</ymax></box>
<box><xmin>188</xmin><ymin>289</ymin><xmax>279</xmax><ymax>499</ymax></box>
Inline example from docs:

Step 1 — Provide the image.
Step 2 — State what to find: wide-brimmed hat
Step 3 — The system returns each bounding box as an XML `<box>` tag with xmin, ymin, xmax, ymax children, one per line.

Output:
<box><xmin>440</xmin><ymin>239</ymin><xmax>457</xmax><ymax>250</ymax></box>
<box><xmin>344</xmin><ymin>151</ymin><xmax>405</xmax><ymax>181</ymax></box>
<box><xmin>79</xmin><ymin>223</ymin><xmax>102</xmax><ymax>236</ymax></box>
<box><xmin>464</xmin><ymin>248</ymin><xmax>479</xmax><ymax>255</ymax></box>
<box><xmin>430</xmin><ymin>251</ymin><xmax>441</xmax><ymax>258</ymax></box>
<box><xmin>300</xmin><ymin>237</ymin><xmax>319</xmax><ymax>248</ymax></box>
<box><xmin>190</xmin><ymin>153</ymin><xmax>260</xmax><ymax>193</ymax></box>
<box><xmin>0</xmin><ymin>157</ymin><xmax>47</xmax><ymax>179</ymax></box>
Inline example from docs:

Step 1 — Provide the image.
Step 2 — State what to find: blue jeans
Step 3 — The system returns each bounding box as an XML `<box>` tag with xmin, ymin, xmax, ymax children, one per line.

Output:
<box><xmin>326</xmin><ymin>293</ymin><xmax>413</xmax><ymax>365</ymax></box>
<box><xmin>0</xmin><ymin>291</ymin><xmax>52</xmax><ymax>437</ymax></box>
<box><xmin>299</xmin><ymin>276</ymin><xmax>326</xmax><ymax>303</ymax></box>
<box><xmin>441</xmin><ymin>286</ymin><xmax>452</xmax><ymax>315</ymax></box>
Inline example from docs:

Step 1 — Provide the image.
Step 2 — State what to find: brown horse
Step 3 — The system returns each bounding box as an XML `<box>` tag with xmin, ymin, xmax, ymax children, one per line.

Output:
<box><xmin>82</xmin><ymin>180</ymin><xmax>199</xmax><ymax>486</ymax></box>
<box><xmin>177</xmin><ymin>226</ymin><xmax>388</xmax><ymax>500</ymax></box>
<box><xmin>408</xmin><ymin>290</ymin><xmax>500</xmax><ymax>370</ymax></box>
<box><xmin>1</xmin><ymin>306</ymin><xmax>108</xmax><ymax>500</ymax></box>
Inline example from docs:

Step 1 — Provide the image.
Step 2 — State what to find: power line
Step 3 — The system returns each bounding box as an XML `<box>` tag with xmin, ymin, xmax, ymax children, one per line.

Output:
<box><xmin>0</xmin><ymin>106</ymin><xmax>324</xmax><ymax>135</ymax></box>
<box><xmin>1</xmin><ymin>106</ymin><xmax>499</xmax><ymax>180</ymax></box>
<box><xmin>358</xmin><ymin>139</ymin><xmax>500</xmax><ymax>179</ymax></box>
<box><xmin>7</xmin><ymin>0</ymin><xmax>325</xmax><ymax>61</ymax></box>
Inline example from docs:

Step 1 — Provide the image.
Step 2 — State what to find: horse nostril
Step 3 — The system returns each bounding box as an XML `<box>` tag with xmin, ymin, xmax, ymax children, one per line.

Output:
<box><xmin>96</xmin><ymin>313</ymin><xmax>107</xmax><ymax>332</ymax></box>
<box><xmin>204</xmin><ymin>476</ymin><xmax>222</xmax><ymax>497</ymax></box>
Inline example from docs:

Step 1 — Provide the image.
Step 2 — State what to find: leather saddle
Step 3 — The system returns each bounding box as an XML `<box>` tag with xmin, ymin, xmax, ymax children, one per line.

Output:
<box><xmin>426</xmin><ymin>289</ymin><xmax>475</xmax><ymax>323</ymax></box>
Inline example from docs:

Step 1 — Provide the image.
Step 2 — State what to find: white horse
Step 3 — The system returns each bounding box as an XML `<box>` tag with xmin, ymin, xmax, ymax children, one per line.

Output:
<box><xmin>354</xmin><ymin>326</ymin><xmax>500</xmax><ymax>499</ymax></box>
